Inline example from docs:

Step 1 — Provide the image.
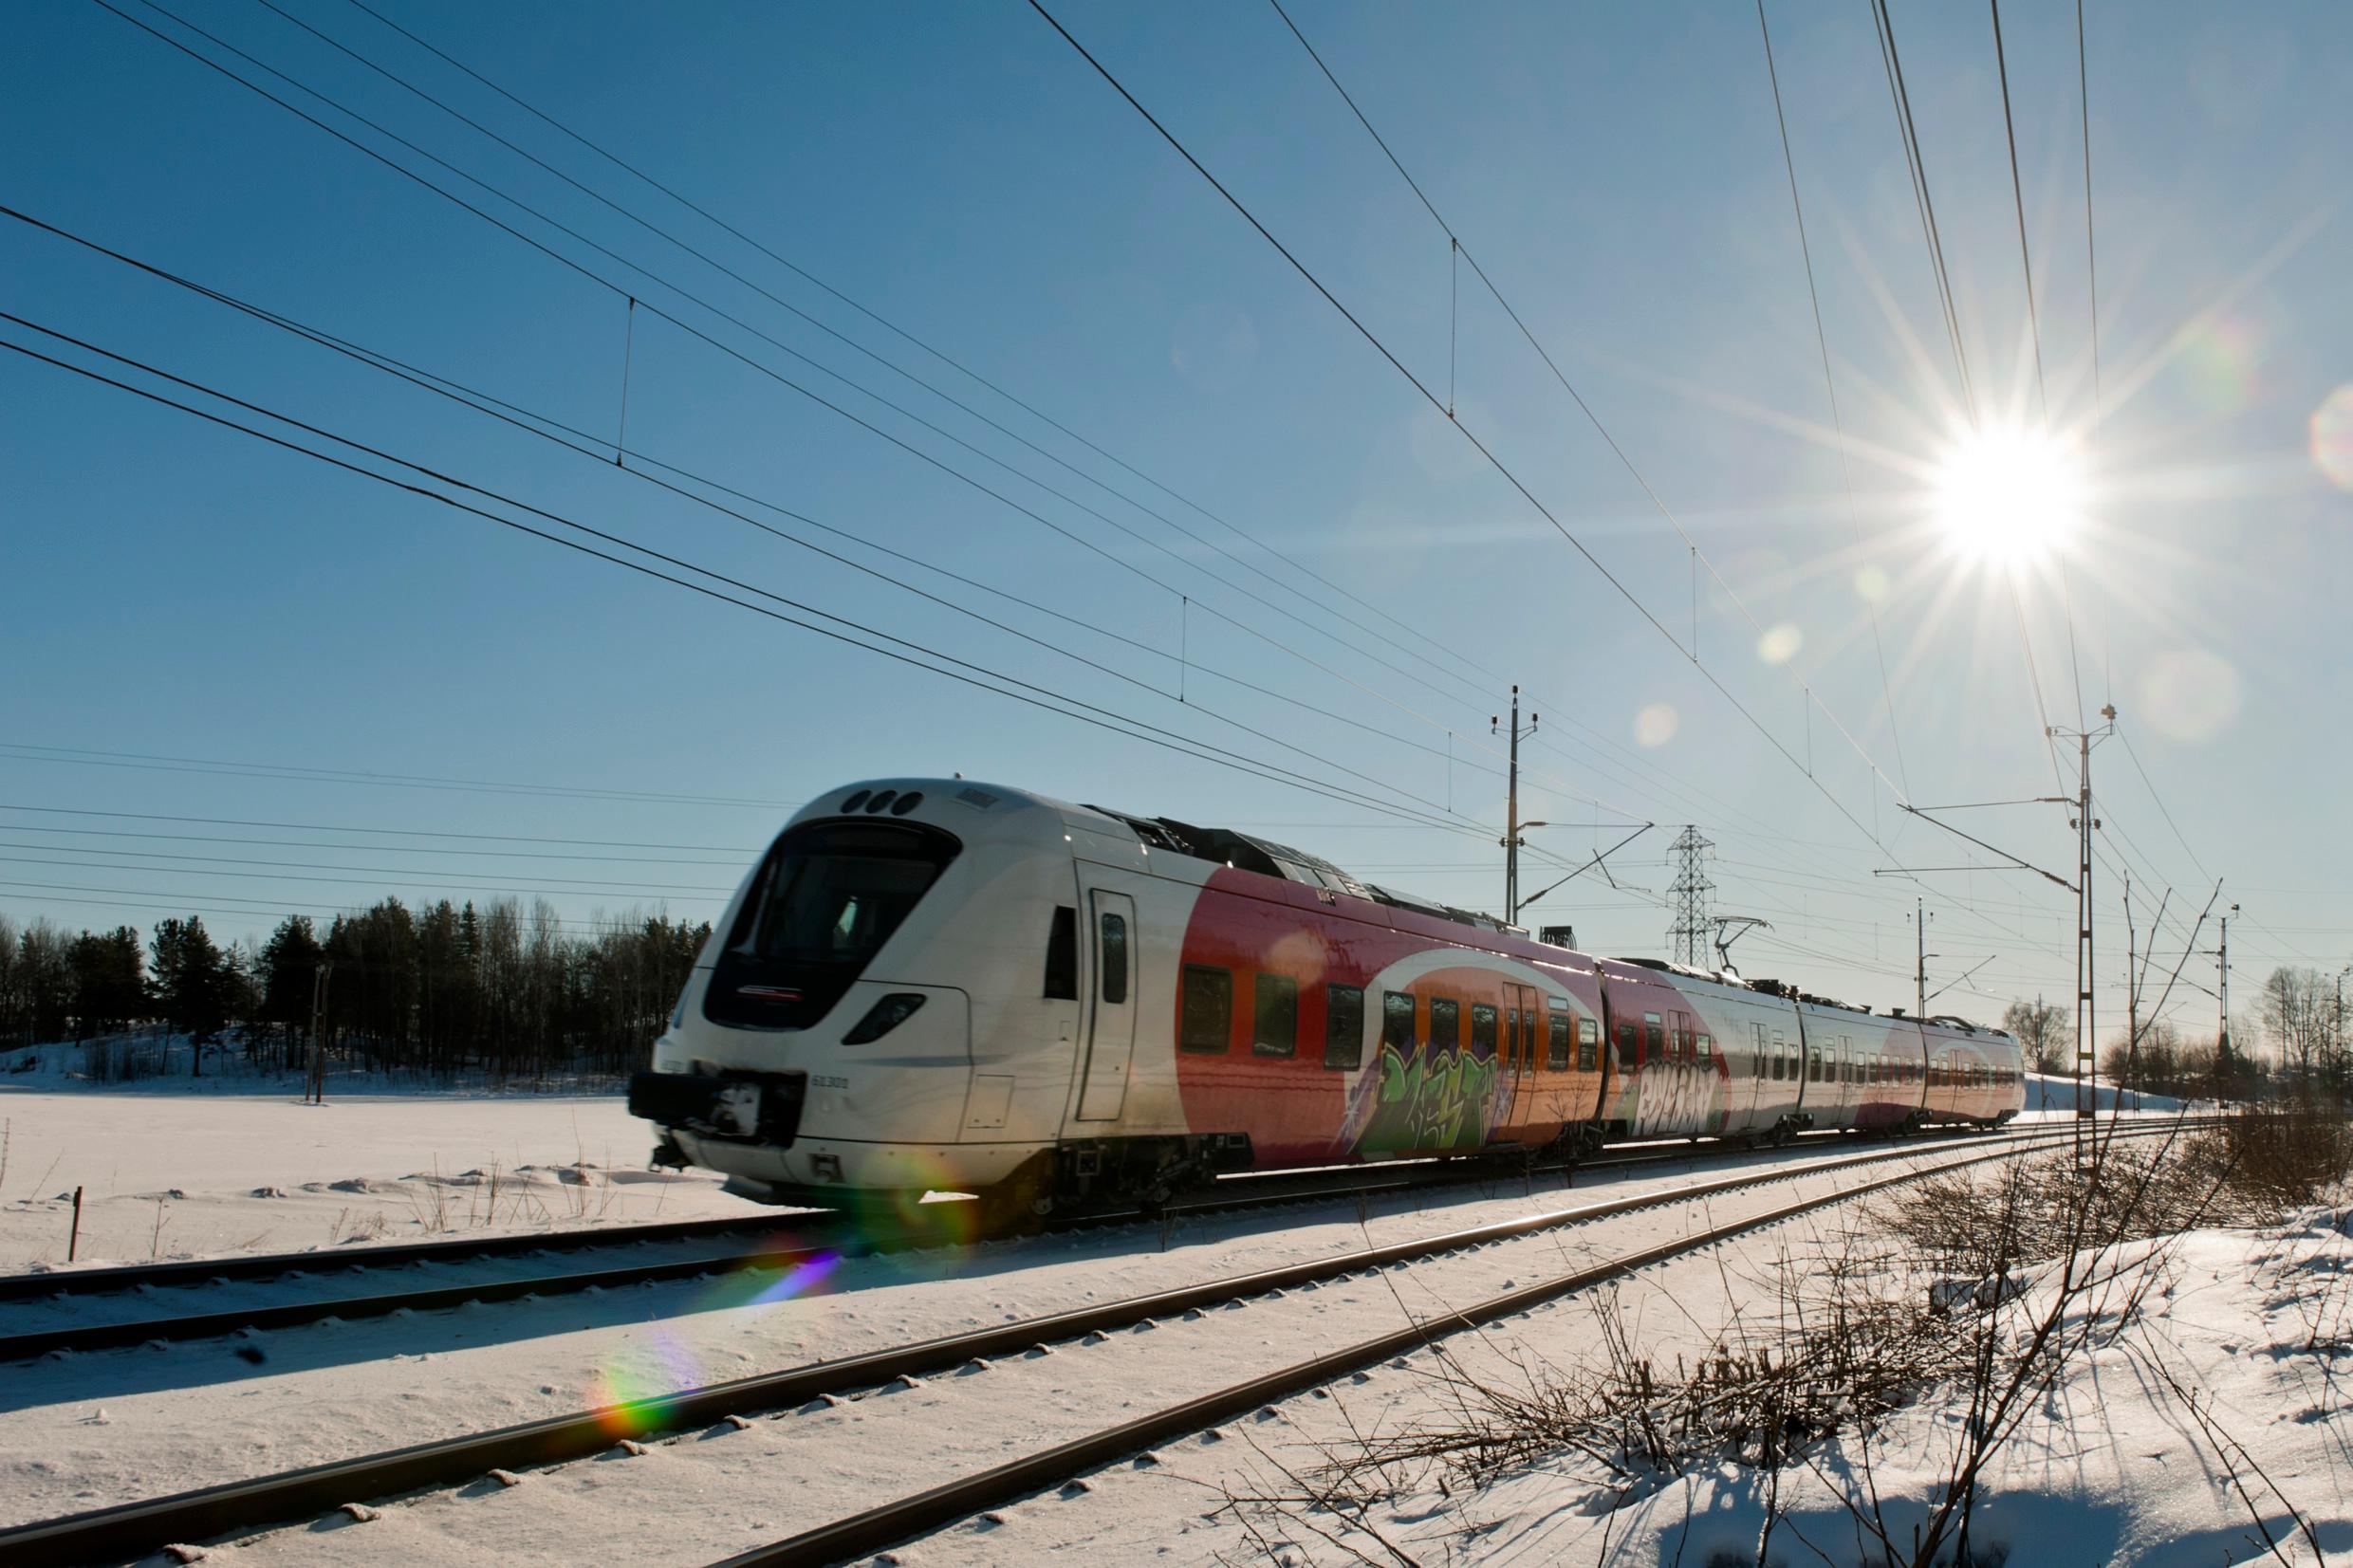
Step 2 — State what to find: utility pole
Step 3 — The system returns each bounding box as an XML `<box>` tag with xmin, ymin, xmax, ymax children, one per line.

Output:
<box><xmin>1492</xmin><ymin>689</ymin><xmax>1538</xmax><ymax>925</ymax></box>
<box><xmin>2216</xmin><ymin>904</ymin><xmax>2237</xmax><ymax>1060</ymax></box>
<box><xmin>1910</xmin><ymin>899</ymin><xmax>1936</xmax><ymax>1020</ymax></box>
<box><xmin>2050</xmin><ymin>706</ymin><xmax>2117</xmax><ymax>1127</ymax></box>
<box><xmin>1667</xmin><ymin>826</ymin><xmax>1714</xmax><ymax>968</ymax></box>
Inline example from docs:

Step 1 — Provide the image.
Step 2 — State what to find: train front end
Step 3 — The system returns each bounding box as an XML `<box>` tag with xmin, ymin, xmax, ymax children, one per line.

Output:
<box><xmin>630</xmin><ymin>779</ymin><xmax>1056</xmax><ymax>1207</ymax></box>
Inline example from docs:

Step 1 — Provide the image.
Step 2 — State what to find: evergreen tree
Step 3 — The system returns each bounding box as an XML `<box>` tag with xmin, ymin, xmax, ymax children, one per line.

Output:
<box><xmin>150</xmin><ymin>915</ymin><xmax>232</xmax><ymax>1070</ymax></box>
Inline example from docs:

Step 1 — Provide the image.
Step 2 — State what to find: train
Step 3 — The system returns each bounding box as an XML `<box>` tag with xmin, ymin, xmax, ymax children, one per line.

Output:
<box><xmin>630</xmin><ymin>779</ymin><xmax>2025</xmax><ymax>1222</ymax></box>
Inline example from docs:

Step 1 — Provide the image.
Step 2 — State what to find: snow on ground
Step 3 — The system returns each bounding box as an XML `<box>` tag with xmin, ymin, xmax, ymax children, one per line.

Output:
<box><xmin>0</xmin><ymin>1136</ymin><xmax>2001</xmax><ymax>1539</ymax></box>
<box><xmin>925</xmin><ymin>1213</ymin><xmax>2353</xmax><ymax>1567</ymax></box>
<box><xmin>0</xmin><ymin>1087</ymin><xmax>759</xmax><ymax>1270</ymax></box>
<box><xmin>2026</xmin><ymin>1070</ymin><xmax>2187</xmax><ymax>1114</ymax></box>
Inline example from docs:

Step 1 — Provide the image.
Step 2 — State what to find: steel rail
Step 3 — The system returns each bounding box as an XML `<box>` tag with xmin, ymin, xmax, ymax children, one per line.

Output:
<box><xmin>0</xmin><ymin>1210</ymin><xmax>836</xmax><ymax>1304</ymax></box>
<box><xmin>0</xmin><ymin>1116</ymin><xmax>2177</xmax><ymax>1567</ymax></box>
<box><xmin>0</xmin><ymin>1130</ymin><xmax>1906</xmax><ymax>1359</ymax></box>
<box><xmin>718</xmin><ymin>1122</ymin><xmax>2198</xmax><ymax>1566</ymax></box>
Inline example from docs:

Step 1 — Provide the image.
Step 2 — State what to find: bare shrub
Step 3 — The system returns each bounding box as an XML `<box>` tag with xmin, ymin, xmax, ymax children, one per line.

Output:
<box><xmin>2195</xmin><ymin>1100</ymin><xmax>2353</xmax><ymax>1212</ymax></box>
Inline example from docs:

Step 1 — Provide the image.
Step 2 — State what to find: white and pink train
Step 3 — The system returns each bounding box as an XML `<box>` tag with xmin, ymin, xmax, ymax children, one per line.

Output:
<box><xmin>632</xmin><ymin>781</ymin><xmax>2025</xmax><ymax>1215</ymax></box>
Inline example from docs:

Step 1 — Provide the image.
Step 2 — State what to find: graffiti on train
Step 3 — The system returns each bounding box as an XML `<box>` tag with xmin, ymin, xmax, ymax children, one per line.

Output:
<box><xmin>1357</xmin><ymin>1042</ymin><xmax>1500</xmax><ymax>1155</ymax></box>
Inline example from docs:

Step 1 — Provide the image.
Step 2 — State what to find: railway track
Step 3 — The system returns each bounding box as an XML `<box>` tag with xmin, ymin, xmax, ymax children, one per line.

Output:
<box><xmin>0</xmin><ymin>1116</ymin><xmax>2189</xmax><ymax>1567</ymax></box>
<box><xmin>0</xmin><ymin>1125</ymin><xmax>1970</xmax><ymax>1362</ymax></box>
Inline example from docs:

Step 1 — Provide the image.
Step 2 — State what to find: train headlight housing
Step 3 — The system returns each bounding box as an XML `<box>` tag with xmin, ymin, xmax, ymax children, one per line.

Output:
<box><xmin>842</xmin><ymin>992</ymin><xmax>926</xmax><ymax>1044</ymax></box>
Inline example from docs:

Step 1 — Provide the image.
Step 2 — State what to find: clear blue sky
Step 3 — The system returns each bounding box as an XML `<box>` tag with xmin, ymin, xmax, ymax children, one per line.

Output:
<box><xmin>4</xmin><ymin>0</ymin><xmax>2348</xmax><ymax>1042</ymax></box>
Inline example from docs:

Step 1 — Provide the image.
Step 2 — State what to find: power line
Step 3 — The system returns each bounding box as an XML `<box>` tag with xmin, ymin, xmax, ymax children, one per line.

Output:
<box><xmin>1869</xmin><ymin>0</ymin><xmax>1977</xmax><ymax>421</ymax></box>
<box><xmin>0</xmin><ymin>848</ymin><xmax>735</xmax><ymax>898</ymax></box>
<box><xmin>0</xmin><ymin>802</ymin><xmax>755</xmax><ymax>854</ymax></box>
<box><xmin>0</xmin><ymin>741</ymin><xmax>784</xmax><ymax>808</ymax></box>
<box><xmin>0</xmin><ymin>321</ymin><xmax>1530</xmax><ymax>843</ymax></box>
<box><xmin>58</xmin><ymin>6</ymin><xmax>1825</xmax><ymax>888</ymax></box>
<box><xmin>1751</xmin><ymin>0</ymin><xmax>1911</xmax><ymax>798</ymax></box>
<box><xmin>1027</xmin><ymin>0</ymin><xmax>1913</xmax><ymax>869</ymax></box>
<box><xmin>330</xmin><ymin>0</ymin><xmax>1509</xmax><ymax>704</ymax></box>
<box><xmin>1988</xmin><ymin>0</ymin><xmax>2049</xmax><ymax>423</ymax></box>
<box><xmin>1267</xmin><ymin>0</ymin><xmax>1917</xmax><ymax>812</ymax></box>
<box><xmin>1988</xmin><ymin>0</ymin><xmax>2088</xmax><ymax>731</ymax></box>
<box><xmin>59</xmin><ymin>5</ymin><xmax>1649</xmax><ymax>842</ymax></box>
<box><xmin>0</xmin><ymin>882</ymin><xmax>706</xmax><ymax>936</ymax></box>
<box><xmin>103</xmin><ymin>0</ymin><xmax>1506</xmax><ymax>737</ymax></box>
<box><xmin>0</xmin><ymin>822</ymin><xmax>745</xmax><ymax>867</ymax></box>
<box><xmin>0</xmin><ymin>204</ymin><xmax>1530</xmax><ymax>805</ymax></box>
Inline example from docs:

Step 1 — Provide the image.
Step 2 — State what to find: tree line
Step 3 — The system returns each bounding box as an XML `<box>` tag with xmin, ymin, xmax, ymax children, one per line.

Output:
<box><xmin>2002</xmin><ymin>964</ymin><xmax>2353</xmax><ymax>1105</ymax></box>
<box><xmin>0</xmin><ymin>899</ymin><xmax>711</xmax><ymax>1083</ymax></box>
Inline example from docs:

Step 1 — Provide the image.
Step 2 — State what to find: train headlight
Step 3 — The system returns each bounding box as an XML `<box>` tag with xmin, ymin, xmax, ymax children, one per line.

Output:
<box><xmin>842</xmin><ymin>992</ymin><xmax>927</xmax><ymax>1044</ymax></box>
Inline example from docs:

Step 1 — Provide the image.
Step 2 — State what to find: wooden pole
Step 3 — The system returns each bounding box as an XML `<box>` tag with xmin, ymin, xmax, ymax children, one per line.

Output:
<box><xmin>68</xmin><ymin>1185</ymin><xmax>83</xmax><ymax>1263</ymax></box>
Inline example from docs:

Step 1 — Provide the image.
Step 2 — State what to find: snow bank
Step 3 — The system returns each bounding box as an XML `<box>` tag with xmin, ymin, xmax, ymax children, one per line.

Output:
<box><xmin>2026</xmin><ymin>1070</ymin><xmax>2187</xmax><ymax>1114</ymax></box>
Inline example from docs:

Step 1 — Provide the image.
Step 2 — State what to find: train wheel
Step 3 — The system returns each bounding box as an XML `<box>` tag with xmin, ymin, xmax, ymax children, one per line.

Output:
<box><xmin>975</xmin><ymin>1153</ymin><xmax>1059</xmax><ymax>1234</ymax></box>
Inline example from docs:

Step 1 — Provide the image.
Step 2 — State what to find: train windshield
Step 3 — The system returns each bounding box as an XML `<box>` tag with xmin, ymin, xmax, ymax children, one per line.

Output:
<box><xmin>706</xmin><ymin>820</ymin><xmax>960</xmax><ymax>1028</ymax></box>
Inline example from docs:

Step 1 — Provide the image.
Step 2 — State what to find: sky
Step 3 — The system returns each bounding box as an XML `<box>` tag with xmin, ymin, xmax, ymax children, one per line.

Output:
<box><xmin>3</xmin><ymin>0</ymin><xmax>2349</xmax><ymax>1047</ymax></box>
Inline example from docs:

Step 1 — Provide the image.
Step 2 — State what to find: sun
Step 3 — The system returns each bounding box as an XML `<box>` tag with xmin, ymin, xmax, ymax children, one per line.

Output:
<box><xmin>1931</xmin><ymin>425</ymin><xmax>2084</xmax><ymax>568</ymax></box>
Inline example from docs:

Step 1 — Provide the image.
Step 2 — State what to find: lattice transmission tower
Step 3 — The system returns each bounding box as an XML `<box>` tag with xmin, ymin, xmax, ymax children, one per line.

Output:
<box><xmin>1666</xmin><ymin>825</ymin><xmax>1714</xmax><ymax>967</ymax></box>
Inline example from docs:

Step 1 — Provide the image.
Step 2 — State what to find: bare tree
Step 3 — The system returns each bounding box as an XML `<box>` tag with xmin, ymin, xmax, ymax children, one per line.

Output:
<box><xmin>2259</xmin><ymin>967</ymin><xmax>2333</xmax><ymax>1089</ymax></box>
<box><xmin>2000</xmin><ymin>996</ymin><xmax>2070</xmax><ymax>1075</ymax></box>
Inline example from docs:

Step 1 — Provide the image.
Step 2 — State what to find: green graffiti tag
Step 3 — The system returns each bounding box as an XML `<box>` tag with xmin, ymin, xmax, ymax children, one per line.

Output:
<box><xmin>1359</xmin><ymin>1042</ymin><xmax>1499</xmax><ymax>1156</ymax></box>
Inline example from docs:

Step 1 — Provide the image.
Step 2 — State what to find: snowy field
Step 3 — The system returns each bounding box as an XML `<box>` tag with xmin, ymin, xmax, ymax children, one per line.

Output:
<box><xmin>0</xmin><ymin>1088</ymin><xmax>758</xmax><ymax>1270</ymax></box>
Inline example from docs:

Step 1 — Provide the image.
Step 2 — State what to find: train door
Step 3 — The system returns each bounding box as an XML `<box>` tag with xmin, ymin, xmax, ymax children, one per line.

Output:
<box><xmin>1072</xmin><ymin>888</ymin><xmax>1138</xmax><ymax>1121</ymax></box>
<box><xmin>1497</xmin><ymin>983</ymin><xmax>1542</xmax><ymax>1138</ymax></box>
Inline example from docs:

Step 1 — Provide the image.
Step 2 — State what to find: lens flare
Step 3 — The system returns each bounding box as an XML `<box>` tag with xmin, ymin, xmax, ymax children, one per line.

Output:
<box><xmin>2311</xmin><ymin>384</ymin><xmax>2353</xmax><ymax>491</ymax></box>
<box><xmin>1931</xmin><ymin>425</ymin><xmax>2084</xmax><ymax>568</ymax></box>
<box><xmin>1755</xmin><ymin>623</ymin><xmax>1804</xmax><ymax>665</ymax></box>
<box><xmin>1634</xmin><ymin>703</ymin><xmax>1678</xmax><ymax>747</ymax></box>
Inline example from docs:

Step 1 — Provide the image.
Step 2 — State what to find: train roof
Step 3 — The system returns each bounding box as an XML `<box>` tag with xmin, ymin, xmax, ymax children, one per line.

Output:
<box><xmin>796</xmin><ymin>779</ymin><xmax>1991</xmax><ymax>1026</ymax></box>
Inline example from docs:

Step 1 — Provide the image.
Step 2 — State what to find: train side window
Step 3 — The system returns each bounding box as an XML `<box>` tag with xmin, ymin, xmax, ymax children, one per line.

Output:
<box><xmin>1807</xmin><ymin>1049</ymin><xmax>1823</xmax><ymax>1083</ymax></box>
<box><xmin>1178</xmin><ymin>965</ymin><xmax>1232</xmax><ymax>1054</ymax></box>
<box><xmin>1252</xmin><ymin>973</ymin><xmax>1298</xmax><ymax>1058</ymax></box>
<box><xmin>1644</xmin><ymin>1012</ymin><xmax>1664</xmax><ymax>1060</ymax></box>
<box><xmin>1043</xmin><ymin>906</ymin><xmax>1078</xmax><ymax>1000</ymax></box>
<box><xmin>1472</xmin><ymin>1003</ymin><xmax>1497</xmax><ymax>1057</ymax></box>
<box><xmin>1382</xmin><ymin>990</ymin><xmax>1416</xmax><ymax>1053</ymax></box>
<box><xmin>1548</xmin><ymin>1013</ymin><xmax>1571</xmax><ymax>1071</ymax></box>
<box><xmin>1697</xmin><ymin>1033</ymin><xmax>1714</xmax><ymax>1064</ymax></box>
<box><xmin>1577</xmin><ymin>1017</ymin><xmax>1599</xmax><ymax>1072</ymax></box>
<box><xmin>1430</xmin><ymin>998</ymin><xmax>1461</xmax><ymax>1051</ymax></box>
<box><xmin>1099</xmin><ymin>913</ymin><xmax>1128</xmax><ymax>1005</ymax></box>
<box><xmin>1617</xmin><ymin>1019</ymin><xmax>1637</xmax><ymax>1064</ymax></box>
<box><xmin>1325</xmin><ymin>985</ymin><xmax>1365</xmax><ymax>1071</ymax></box>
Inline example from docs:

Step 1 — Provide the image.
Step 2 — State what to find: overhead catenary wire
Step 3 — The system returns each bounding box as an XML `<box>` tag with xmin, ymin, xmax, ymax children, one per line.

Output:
<box><xmin>56</xmin><ymin>7</ymin><xmax>1656</xmax><ymax>843</ymax></box>
<box><xmin>0</xmin><ymin>802</ymin><xmax>755</xmax><ymax>856</ymax></box>
<box><xmin>36</xmin><ymin>6</ymin><xmax>2061</xmax><ymax>991</ymax></box>
<box><xmin>1751</xmin><ymin>0</ymin><xmax>1911</xmax><ymax>798</ymax></box>
<box><xmin>55</xmin><ymin>3</ymin><xmax>1911</xmax><ymax>916</ymax></box>
<box><xmin>1269</xmin><ymin>0</ymin><xmax>1918</xmax><ymax>803</ymax></box>
<box><xmin>1028</xmin><ymin>0</ymin><xmax>1917</xmax><ymax>872</ymax></box>
<box><xmin>0</xmin><ymin>205</ymin><xmax>1559</xmax><ymax>806</ymax></box>
<box><xmin>0</xmin><ymin>323</ymin><xmax>1557</xmax><ymax>854</ymax></box>
<box><xmin>1042</xmin><ymin>2</ymin><xmax>2066</xmax><ymax>990</ymax></box>
<box><xmin>113</xmin><ymin>0</ymin><xmax>1506</xmax><ymax>734</ymax></box>
<box><xmin>2</xmin><ymin>307</ymin><xmax>1496</xmax><ymax>838</ymax></box>
<box><xmin>0</xmin><ymin>882</ymin><xmax>706</xmax><ymax>937</ymax></box>
<box><xmin>1868</xmin><ymin>0</ymin><xmax>1976</xmax><ymax>421</ymax></box>
<box><xmin>328</xmin><ymin>0</ymin><xmax>1510</xmax><ymax>704</ymax></box>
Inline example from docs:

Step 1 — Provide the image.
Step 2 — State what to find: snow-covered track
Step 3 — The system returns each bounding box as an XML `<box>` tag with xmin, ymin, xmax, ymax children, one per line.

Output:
<box><xmin>720</xmin><ymin>1122</ymin><xmax>2200</xmax><ymax>1567</ymax></box>
<box><xmin>0</xmin><ymin>1117</ymin><xmax>2188</xmax><ymax>1567</ymax></box>
<box><xmin>0</xmin><ymin>1127</ymin><xmax>1985</xmax><ymax>1363</ymax></box>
